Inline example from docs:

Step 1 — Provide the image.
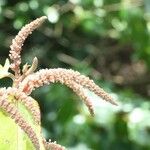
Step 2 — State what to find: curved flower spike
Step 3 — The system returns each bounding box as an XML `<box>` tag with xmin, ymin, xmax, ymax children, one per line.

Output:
<box><xmin>43</xmin><ymin>138</ymin><xmax>65</xmax><ymax>150</ymax></box>
<box><xmin>9</xmin><ymin>16</ymin><xmax>47</xmax><ymax>77</ymax></box>
<box><xmin>19</xmin><ymin>68</ymin><xmax>117</xmax><ymax>115</ymax></box>
<box><xmin>0</xmin><ymin>16</ymin><xmax>118</xmax><ymax>150</ymax></box>
<box><xmin>65</xmin><ymin>80</ymin><xmax>94</xmax><ymax>115</ymax></box>
<box><xmin>6</xmin><ymin>87</ymin><xmax>41</xmax><ymax>124</ymax></box>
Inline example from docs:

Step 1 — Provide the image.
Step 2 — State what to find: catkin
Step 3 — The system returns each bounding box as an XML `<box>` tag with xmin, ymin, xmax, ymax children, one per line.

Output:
<box><xmin>6</xmin><ymin>87</ymin><xmax>41</xmax><ymax>125</ymax></box>
<box><xmin>20</xmin><ymin>68</ymin><xmax>117</xmax><ymax>107</ymax></box>
<box><xmin>43</xmin><ymin>138</ymin><xmax>65</xmax><ymax>150</ymax></box>
<box><xmin>9</xmin><ymin>16</ymin><xmax>47</xmax><ymax>76</ymax></box>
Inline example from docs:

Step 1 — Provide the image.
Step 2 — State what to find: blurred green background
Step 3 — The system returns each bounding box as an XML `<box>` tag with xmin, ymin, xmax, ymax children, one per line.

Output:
<box><xmin>0</xmin><ymin>0</ymin><xmax>150</xmax><ymax>150</ymax></box>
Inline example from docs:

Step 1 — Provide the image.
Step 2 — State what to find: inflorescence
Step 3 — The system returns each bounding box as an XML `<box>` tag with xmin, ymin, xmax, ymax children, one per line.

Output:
<box><xmin>0</xmin><ymin>16</ymin><xmax>117</xmax><ymax>150</ymax></box>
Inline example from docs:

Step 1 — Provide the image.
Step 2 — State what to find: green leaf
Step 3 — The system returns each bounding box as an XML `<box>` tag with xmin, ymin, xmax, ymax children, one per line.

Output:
<box><xmin>0</xmin><ymin>97</ymin><xmax>45</xmax><ymax>150</ymax></box>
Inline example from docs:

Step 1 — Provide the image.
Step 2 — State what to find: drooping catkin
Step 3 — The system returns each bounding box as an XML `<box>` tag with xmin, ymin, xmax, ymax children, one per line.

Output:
<box><xmin>0</xmin><ymin>93</ymin><xmax>40</xmax><ymax>150</ymax></box>
<box><xmin>6</xmin><ymin>87</ymin><xmax>41</xmax><ymax>124</ymax></box>
<box><xmin>9</xmin><ymin>16</ymin><xmax>47</xmax><ymax>76</ymax></box>
<box><xmin>19</xmin><ymin>68</ymin><xmax>117</xmax><ymax>107</ymax></box>
<box><xmin>43</xmin><ymin>138</ymin><xmax>65</xmax><ymax>150</ymax></box>
<box><xmin>66</xmin><ymin>80</ymin><xmax>94</xmax><ymax>115</ymax></box>
<box><xmin>18</xmin><ymin>69</ymin><xmax>117</xmax><ymax>116</ymax></box>
<box><xmin>0</xmin><ymin>15</ymin><xmax>118</xmax><ymax>150</ymax></box>
<box><xmin>72</xmin><ymin>73</ymin><xmax>117</xmax><ymax>105</ymax></box>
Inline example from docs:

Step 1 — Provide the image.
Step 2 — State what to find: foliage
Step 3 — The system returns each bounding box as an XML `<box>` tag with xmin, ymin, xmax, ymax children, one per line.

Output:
<box><xmin>0</xmin><ymin>0</ymin><xmax>150</xmax><ymax>150</ymax></box>
<box><xmin>0</xmin><ymin>99</ymin><xmax>41</xmax><ymax>150</ymax></box>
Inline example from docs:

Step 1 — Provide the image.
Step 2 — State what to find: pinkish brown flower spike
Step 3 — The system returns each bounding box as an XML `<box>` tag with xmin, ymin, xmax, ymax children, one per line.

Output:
<box><xmin>43</xmin><ymin>138</ymin><xmax>65</xmax><ymax>150</ymax></box>
<box><xmin>6</xmin><ymin>87</ymin><xmax>41</xmax><ymax>125</ymax></box>
<box><xmin>9</xmin><ymin>16</ymin><xmax>47</xmax><ymax>77</ymax></box>
<box><xmin>0</xmin><ymin>16</ymin><xmax>118</xmax><ymax>150</ymax></box>
<box><xmin>66</xmin><ymin>80</ymin><xmax>94</xmax><ymax>115</ymax></box>
<box><xmin>19</xmin><ymin>68</ymin><xmax>117</xmax><ymax>115</ymax></box>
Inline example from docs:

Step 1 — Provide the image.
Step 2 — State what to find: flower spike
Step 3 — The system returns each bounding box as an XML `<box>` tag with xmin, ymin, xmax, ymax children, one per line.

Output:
<box><xmin>0</xmin><ymin>16</ymin><xmax>118</xmax><ymax>150</ymax></box>
<box><xmin>6</xmin><ymin>87</ymin><xmax>41</xmax><ymax>124</ymax></box>
<box><xmin>9</xmin><ymin>16</ymin><xmax>47</xmax><ymax>77</ymax></box>
<box><xmin>19</xmin><ymin>68</ymin><xmax>117</xmax><ymax>115</ymax></box>
<box><xmin>43</xmin><ymin>138</ymin><xmax>65</xmax><ymax>150</ymax></box>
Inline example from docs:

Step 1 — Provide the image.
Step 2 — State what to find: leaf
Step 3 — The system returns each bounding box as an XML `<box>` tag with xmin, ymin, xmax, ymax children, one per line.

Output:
<box><xmin>0</xmin><ymin>97</ymin><xmax>45</xmax><ymax>150</ymax></box>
